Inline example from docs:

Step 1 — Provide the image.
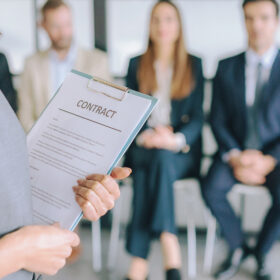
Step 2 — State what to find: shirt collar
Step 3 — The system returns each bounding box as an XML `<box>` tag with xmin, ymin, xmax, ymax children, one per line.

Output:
<box><xmin>246</xmin><ymin>45</ymin><xmax>278</xmax><ymax>68</ymax></box>
<box><xmin>49</xmin><ymin>40</ymin><xmax>77</xmax><ymax>63</ymax></box>
<box><xmin>153</xmin><ymin>61</ymin><xmax>173</xmax><ymax>78</ymax></box>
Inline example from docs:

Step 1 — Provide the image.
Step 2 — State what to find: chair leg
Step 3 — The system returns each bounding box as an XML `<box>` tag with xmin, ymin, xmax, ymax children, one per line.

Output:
<box><xmin>203</xmin><ymin>210</ymin><xmax>216</xmax><ymax>275</ymax></box>
<box><xmin>92</xmin><ymin>219</ymin><xmax>102</xmax><ymax>272</ymax></box>
<box><xmin>107</xmin><ymin>198</ymin><xmax>122</xmax><ymax>270</ymax></box>
<box><xmin>239</xmin><ymin>193</ymin><xmax>246</xmax><ymax>229</ymax></box>
<box><xmin>187</xmin><ymin>220</ymin><xmax>197</xmax><ymax>279</ymax></box>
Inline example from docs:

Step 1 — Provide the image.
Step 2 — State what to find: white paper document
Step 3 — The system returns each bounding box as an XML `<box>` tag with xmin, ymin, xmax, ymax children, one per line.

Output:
<box><xmin>27</xmin><ymin>70</ymin><xmax>157</xmax><ymax>230</ymax></box>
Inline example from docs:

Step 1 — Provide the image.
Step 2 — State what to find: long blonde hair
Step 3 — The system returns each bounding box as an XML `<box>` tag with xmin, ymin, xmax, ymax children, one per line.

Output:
<box><xmin>138</xmin><ymin>1</ymin><xmax>194</xmax><ymax>99</ymax></box>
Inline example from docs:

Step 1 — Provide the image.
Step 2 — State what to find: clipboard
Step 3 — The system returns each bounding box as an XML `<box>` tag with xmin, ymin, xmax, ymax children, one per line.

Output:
<box><xmin>27</xmin><ymin>69</ymin><xmax>158</xmax><ymax>231</ymax></box>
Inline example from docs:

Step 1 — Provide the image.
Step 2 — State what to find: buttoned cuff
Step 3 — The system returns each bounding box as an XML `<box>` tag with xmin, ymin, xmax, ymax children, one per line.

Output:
<box><xmin>135</xmin><ymin>129</ymin><xmax>153</xmax><ymax>147</ymax></box>
<box><xmin>174</xmin><ymin>132</ymin><xmax>190</xmax><ymax>153</ymax></box>
<box><xmin>222</xmin><ymin>148</ymin><xmax>241</xmax><ymax>163</ymax></box>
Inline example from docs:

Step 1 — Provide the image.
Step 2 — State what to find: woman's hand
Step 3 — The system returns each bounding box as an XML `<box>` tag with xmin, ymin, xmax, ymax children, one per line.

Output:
<box><xmin>153</xmin><ymin>126</ymin><xmax>177</xmax><ymax>150</ymax></box>
<box><xmin>73</xmin><ymin>167</ymin><xmax>132</xmax><ymax>221</ymax></box>
<box><xmin>138</xmin><ymin>129</ymin><xmax>159</xmax><ymax>149</ymax></box>
<box><xmin>0</xmin><ymin>224</ymin><xmax>80</xmax><ymax>277</ymax></box>
<box><xmin>139</xmin><ymin>126</ymin><xmax>177</xmax><ymax>151</ymax></box>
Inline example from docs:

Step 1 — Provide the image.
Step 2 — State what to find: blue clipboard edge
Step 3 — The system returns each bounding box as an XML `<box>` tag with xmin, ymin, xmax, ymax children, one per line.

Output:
<box><xmin>69</xmin><ymin>69</ymin><xmax>158</xmax><ymax>231</ymax></box>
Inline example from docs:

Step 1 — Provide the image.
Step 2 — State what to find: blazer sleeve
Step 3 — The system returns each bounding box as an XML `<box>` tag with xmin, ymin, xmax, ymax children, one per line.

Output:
<box><xmin>263</xmin><ymin>138</ymin><xmax>280</xmax><ymax>164</ymax></box>
<box><xmin>17</xmin><ymin>58</ymin><xmax>36</xmax><ymax>132</ymax></box>
<box><xmin>176</xmin><ymin>58</ymin><xmax>204</xmax><ymax>146</ymax></box>
<box><xmin>210</xmin><ymin>61</ymin><xmax>241</xmax><ymax>156</ymax></box>
<box><xmin>0</xmin><ymin>54</ymin><xmax>17</xmax><ymax>113</ymax></box>
<box><xmin>126</xmin><ymin>57</ymin><xmax>139</xmax><ymax>91</ymax></box>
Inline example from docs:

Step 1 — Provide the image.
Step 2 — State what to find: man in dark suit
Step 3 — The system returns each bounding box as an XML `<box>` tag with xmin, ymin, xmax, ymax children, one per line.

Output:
<box><xmin>0</xmin><ymin>53</ymin><xmax>17</xmax><ymax>113</ymax></box>
<box><xmin>201</xmin><ymin>1</ymin><xmax>280</xmax><ymax>279</ymax></box>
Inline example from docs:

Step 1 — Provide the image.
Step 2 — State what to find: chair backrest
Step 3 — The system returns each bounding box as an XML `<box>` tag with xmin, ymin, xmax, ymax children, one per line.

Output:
<box><xmin>231</xmin><ymin>184</ymin><xmax>269</xmax><ymax>196</ymax></box>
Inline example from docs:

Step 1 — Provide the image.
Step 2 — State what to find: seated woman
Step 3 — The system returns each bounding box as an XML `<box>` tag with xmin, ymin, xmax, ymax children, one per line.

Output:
<box><xmin>124</xmin><ymin>1</ymin><xmax>204</xmax><ymax>280</ymax></box>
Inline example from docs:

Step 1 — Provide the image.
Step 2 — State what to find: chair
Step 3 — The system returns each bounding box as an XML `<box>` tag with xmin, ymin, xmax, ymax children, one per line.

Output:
<box><xmin>90</xmin><ymin>180</ymin><xmax>133</xmax><ymax>273</ymax></box>
<box><xmin>232</xmin><ymin>184</ymin><xmax>270</xmax><ymax>228</ymax></box>
<box><xmin>107</xmin><ymin>180</ymin><xmax>132</xmax><ymax>270</ymax></box>
<box><xmin>203</xmin><ymin>209</ymin><xmax>217</xmax><ymax>275</ymax></box>
<box><xmin>91</xmin><ymin>219</ymin><xmax>102</xmax><ymax>272</ymax></box>
<box><xmin>175</xmin><ymin>178</ymin><xmax>199</xmax><ymax>279</ymax></box>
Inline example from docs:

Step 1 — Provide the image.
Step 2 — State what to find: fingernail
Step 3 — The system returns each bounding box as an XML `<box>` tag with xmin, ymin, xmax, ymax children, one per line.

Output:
<box><xmin>123</xmin><ymin>167</ymin><xmax>132</xmax><ymax>173</ymax></box>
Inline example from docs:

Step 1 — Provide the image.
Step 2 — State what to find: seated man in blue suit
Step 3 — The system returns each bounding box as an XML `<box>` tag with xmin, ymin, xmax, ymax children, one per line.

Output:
<box><xmin>201</xmin><ymin>0</ymin><xmax>280</xmax><ymax>280</ymax></box>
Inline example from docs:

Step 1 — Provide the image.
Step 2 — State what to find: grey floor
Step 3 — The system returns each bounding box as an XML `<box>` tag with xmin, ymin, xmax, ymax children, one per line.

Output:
<box><xmin>44</xmin><ymin>226</ymin><xmax>280</xmax><ymax>280</ymax></box>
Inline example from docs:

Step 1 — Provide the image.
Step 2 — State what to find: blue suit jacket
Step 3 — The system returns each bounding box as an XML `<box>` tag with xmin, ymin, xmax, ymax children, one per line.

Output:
<box><xmin>125</xmin><ymin>54</ymin><xmax>204</xmax><ymax>174</ymax></box>
<box><xmin>211</xmin><ymin>51</ymin><xmax>280</xmax><ymax>163</ymax></box>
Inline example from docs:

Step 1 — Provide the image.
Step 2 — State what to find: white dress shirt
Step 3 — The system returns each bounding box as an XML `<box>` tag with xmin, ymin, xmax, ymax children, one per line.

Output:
<box><xmin>245</xmin><ymin>45</ymin><xmax>278</xmax><ymax>106</ymax></box>
<box><xmin>49</xmin><ymin>42</ymin><xmax>77</xmax><ymax>98</ymax></box>
<box><xmin>148</xmin><ymin>61</ymin><xmax>173</xmax><ymax>127</ymax></box>
<box><xmin>223</xmin><ymin>45</ymin><xmax>278</xmax><ymax>162</ymax></box>
<box><xmin>137</xmin><ymin>61</ymin><xmax>186</xmax><ymax>152</ymax></box>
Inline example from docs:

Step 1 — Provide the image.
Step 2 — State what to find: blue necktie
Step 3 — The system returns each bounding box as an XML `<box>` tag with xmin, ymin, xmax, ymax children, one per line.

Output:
<box><xmin>244</xmin><ymin>62</ymin><xmax>266</xmax><ymax>149</ymax></box>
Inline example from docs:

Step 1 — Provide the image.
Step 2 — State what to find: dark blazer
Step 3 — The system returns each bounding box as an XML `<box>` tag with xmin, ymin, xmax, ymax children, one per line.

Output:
<box><xmin>211</xmin><ymin>51</ymin><xmax>280</xmax><ymax>162</ymax></box>
<box><xmin>125</xmin><ymin>55</ymin><xmax>204</xmax><ymax>174</ymax></box>
<box><xmin>0</xmin><ymin>53</ymin><xmax>17</xmax><ymax>112</ymax></box>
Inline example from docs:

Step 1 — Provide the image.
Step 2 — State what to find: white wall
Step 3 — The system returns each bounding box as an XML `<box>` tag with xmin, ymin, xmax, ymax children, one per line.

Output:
<box><xmin>0</xmin><ymin>0</ymin><xmax>35</xmax><ymax>73</ymax></box>
<box><xmin>107</xmin><ymin>0</ymin><xmax>280</xmax><ymax>78</ymax></box>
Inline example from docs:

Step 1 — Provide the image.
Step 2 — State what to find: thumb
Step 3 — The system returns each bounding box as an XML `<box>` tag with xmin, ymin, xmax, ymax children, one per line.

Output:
<box><xmin>240</xmin><ymin>154</ymin><xmax>252</xmax><ymax>166</ymax></box>
<box><xmin>155</xmin><ymin>126</ymin><xmax>166</xmax><ymax>134</ymax></box>
<box><xmin>110</xmin><ymin>167</ymin><xmax>132</xmax><ymax>180</ymax></box>
<box><xmin>68</xmin><ymin>231</ymin><xmax>80</xmax><ymax>247</ymax></box>
<box><xmin>52</xmin><ymin>222</ymin><xmax>61</xmax><ymax>228</ymax></box>
<box><xmin>61</xmin><ymin>230</ymin><xmax>80</xmax><ymax>247</ymax></box>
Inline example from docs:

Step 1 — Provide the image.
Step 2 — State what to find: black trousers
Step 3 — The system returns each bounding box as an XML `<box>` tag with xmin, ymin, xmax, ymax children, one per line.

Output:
<box><xmin>201</xmin><ymin>158</ymin><xmax>280</xmax><ymax>257</ymax></box>
<box><xmin>126</xmin><ymin>146</ymin><xmax>197</xmax><ymax>259</ymax></box>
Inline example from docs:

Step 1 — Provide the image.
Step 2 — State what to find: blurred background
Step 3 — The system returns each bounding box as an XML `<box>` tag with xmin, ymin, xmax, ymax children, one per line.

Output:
<box><xmin>2</xmin><ymin>0</ymin><xmax>280</xmax><ymax>77</ymax></box>
<box><xmin>1</xmin><ymin>0</ymin><xmax>279</xmax><ymax>279</ymax></box>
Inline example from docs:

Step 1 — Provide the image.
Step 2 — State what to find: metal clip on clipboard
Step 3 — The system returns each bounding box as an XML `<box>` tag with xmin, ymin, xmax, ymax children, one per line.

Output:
<box><xmin>87</xmin><ymin>76</ymin><xmax>128</xmax><ymax>101</ymax></box>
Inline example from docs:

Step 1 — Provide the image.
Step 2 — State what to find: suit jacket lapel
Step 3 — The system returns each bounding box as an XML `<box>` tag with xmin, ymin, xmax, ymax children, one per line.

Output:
<box><xmin>262</xmin><ymin>50</ymin><xmax>280</xmax><ymax>104</ymax></box>
<box><xmin>39</xmin><ymin>50</ymin><xmax>50</xmax><ymax>107</ymax></box>
<box><xmin>234</xmin><ymin>52</ymin><xmax>247</xmax><ymax>125</ymax></box>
